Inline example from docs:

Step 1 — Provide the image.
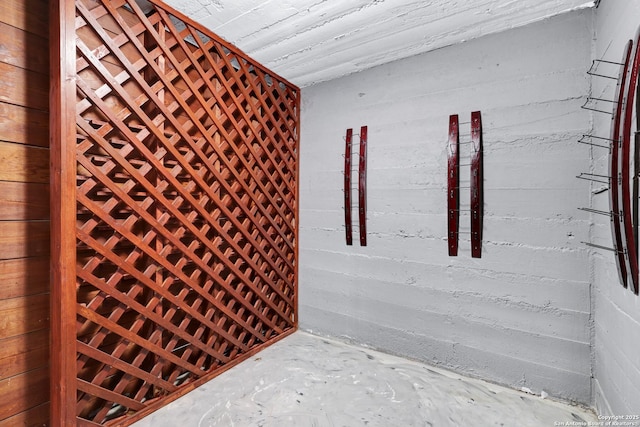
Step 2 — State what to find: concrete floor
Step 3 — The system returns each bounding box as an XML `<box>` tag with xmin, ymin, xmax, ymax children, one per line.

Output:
<box><xmin>133</xmin><ymin>331</ymin><xmax>597</xmax><ymax>427</ymax></box>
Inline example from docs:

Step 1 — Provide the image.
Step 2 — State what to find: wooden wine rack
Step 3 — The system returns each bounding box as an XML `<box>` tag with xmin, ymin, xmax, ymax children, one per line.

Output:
<box><xmin>51</xmin><ymin>0</ymin><xmax>299</xmax><ymax>424</ymax></box>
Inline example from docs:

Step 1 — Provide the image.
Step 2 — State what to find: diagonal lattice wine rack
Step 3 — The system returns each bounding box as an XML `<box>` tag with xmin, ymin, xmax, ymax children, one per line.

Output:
<box><xmin>53</xmin><ymin>0</ymin><xmax>299</xmax><ymax>424</ymax></box>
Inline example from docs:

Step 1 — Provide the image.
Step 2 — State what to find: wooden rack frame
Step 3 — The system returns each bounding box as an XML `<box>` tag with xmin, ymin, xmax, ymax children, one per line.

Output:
<box><xmin>343</xmin><ymin>126</ymin><xmax>367</xmax><ymax>247</ymax></box>
<box><xmin>344</xmin><ymin>129</ymin><xmax>353</xmax><ymax>245</ymax></box>
<box><xmin>447</xmin><ymin>115</ymin><xmax>459</xmax><ymax>256</ymax></box>
<box><xmin>470</xmin><ymin>111</ymin><xmax>483</xmax><ymax>258</ymax></box>
<box><xmin>620</xmin><ymin>31</ymin><xmax>640</xmax><ymax>294</ymax></box>
<box><xmin>610</xmin><ymin>40</ymin><xmax>633</xmax><ymax>289</ymax></box>
<box><xmin>50</xmin><ymin>0</ymin><xmax>299</xmax><ymax>425</ymax></box>
<box><xmin>358</xmin><ymin>126</ymin><xmax>368</xmax><ymax>246</ymax></box>
<box><xmin>445</xmin><ymin>112</ymin><xmax>482</xmax><ymax>257</ymax></box>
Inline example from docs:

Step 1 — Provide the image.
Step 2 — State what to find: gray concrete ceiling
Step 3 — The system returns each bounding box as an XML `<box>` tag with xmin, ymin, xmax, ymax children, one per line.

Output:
<box><xmin>162</xmin><ymin>0</ymin><xmax>594</xmax><ymax>87</ymax></box>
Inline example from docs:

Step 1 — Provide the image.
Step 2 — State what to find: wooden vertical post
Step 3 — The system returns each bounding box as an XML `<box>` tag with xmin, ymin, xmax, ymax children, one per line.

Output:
<box><xmin>49</xmin><ymin>0</ymin><xmax>77</xmax><ymax>425</ymax></box>
<box><xmin>470</xmin><ymin>111</ymin><xmax>483</xmax><ymax>258</ymax></box>
<box><xmin>358</xmin><ymin>126</ymin><xmax>368</xmax><ymax>246</ymax></box>
<box><xmin>344</xmin><ymin>128</ymin><xmax>353</xmax><ymax>245</ymax></box>
<box><xmin>447</xmin><ymin>114</ymin><xmax>459</xmax><ymax>256</ymax></box>
<box><xmin>295</xmin><ymin>90</ymin><xmax>301</xmax><ymax>327</ymax></box>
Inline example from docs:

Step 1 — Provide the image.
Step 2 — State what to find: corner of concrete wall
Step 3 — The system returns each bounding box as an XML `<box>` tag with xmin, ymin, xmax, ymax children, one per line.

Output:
<box><xmin>587</xmin><ymin>5</ymin><xmax>597</xmax><ymax>411</ymax></box>
<box><xmin>590</xmin><ymin>0</ymin><xmax>640</xmax><ymax>416</ymax></box>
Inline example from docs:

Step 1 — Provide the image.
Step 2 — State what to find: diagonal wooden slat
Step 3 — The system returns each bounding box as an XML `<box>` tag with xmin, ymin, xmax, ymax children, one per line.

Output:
<box><xmin>77</xmin><ymin>341</ymin><xmax>177</xmax><ymax>393</ymax></box>
<box><xmin>77</xmin><ymin>378</ymin><xmax>146</xmax><ymax>411</ymax></box>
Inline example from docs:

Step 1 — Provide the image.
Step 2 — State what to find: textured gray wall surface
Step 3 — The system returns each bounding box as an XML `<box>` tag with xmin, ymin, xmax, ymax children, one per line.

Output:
<box><xmin>299</xmin><ymin>10</ymin><xmax>593</xmax><ymax>404</ymax></box>
<box><xmin>164</xmin><ymin>0</ymin><xmax>593</xmax><ymax>87</ymax></box>
<box><xmin>591</xmin><ymin>0</ymin><xmax>640</xmax><ymax>416</ymax></box>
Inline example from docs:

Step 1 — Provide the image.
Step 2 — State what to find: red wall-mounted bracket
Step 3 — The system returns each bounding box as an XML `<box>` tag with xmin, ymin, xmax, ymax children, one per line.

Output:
<box><xmin>344</xmin><ymin>128</ymin><xmax>353</xmax><ymax>245</ymax></box>
<box><xmin>620</xmin><ymin>32</ymin><xmax>640</xmax><ymax>294</ymax></box>
<box><xmin>610</xmin><ymin>40</ymin><xmax>633</xmax><ymax>289</ymax></box>
<box><xmin>359</xmin><ymin>126</ymin><xmax>368</xmax><ymax>246</ymax></box>
<box><xmin>470</xmin><ymin>111</ymin><xmax>483</xmax><ymax>258</ymax></box>
<box><xmin>447</xmin><ymin>115</ymin><xmax>459</xmax><ymax>256</ymax></box>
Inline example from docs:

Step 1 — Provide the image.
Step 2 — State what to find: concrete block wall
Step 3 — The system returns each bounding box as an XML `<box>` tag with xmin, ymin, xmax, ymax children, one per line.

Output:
<box><xmin>591</xmin><ymin>0</ymin><xmax>640</xmax><ymax>416</ymax></box>
<box><xmin>299</xmin><ymin>10</ymin><xmax>594</xmax><ymax>404</ymax></box>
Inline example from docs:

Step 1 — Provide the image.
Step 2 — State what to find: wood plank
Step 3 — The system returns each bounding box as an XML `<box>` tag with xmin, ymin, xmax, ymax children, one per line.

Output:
<box><xmin>0</xmin><ymin>257</ymin><xmax>49</xmax><ymax>300</ymax></box>
<box><xmin>0</xmin><ymin>0</ymin><xmax>48</xmax><ymax>38</ymax></box>
<box><xmin>0</xmin><ymin>329</ymin><xmax>49</xmax><ymax>380</ymax></box>
<box><xmin>0</xmin><ymin>141</ymin><xmax>49</xmax><ymax>183</ymax></box>
<box><xmin>0</xmin><ymin>22</ymin><xmax>48</xmax><ymax>73</ymax></box>
<box><xmin>50</xmin><ymin>0</ymin><xmax>79</xmax><ymax>423</ymax></box>
<box><xmin>0</xmin><ymin>367</ymin><xmax>48</xmax><ymax>421</ymax></box>
<box><xmin>0</xmin><ymin>62</ymin><xmax>49</xmax><ymax>111</ymax></box>
<box><xmin>77</xmin><ymin>341</ymin><xmax>177</xmax><ymax>393</ymax></box>
<box><xmin>77</xmin><ymin>378</ymin><xmax>146</xmax><ymax>411</ymax></box>
<box><xmin>0</xmin><ymin>221</ymin><xmax>49</xmax><ymax>260</ymax></box>
<box><xmin>0</xmin><ymin>294</ymin><xmax>49</xmax><ymax>339</ymax></box>
<box><xmin>0</xmin><ymin>402</ymin><xmax>48</xmax><ymax>427</ymax></box>
<box><xmin>75</xmin><ymin>416</ymin><xmax>102</xmax><ymax>427</ymax></box>
<box><xmin>0</xmin><ymin>181</ymin><xmax>49</xmax><ymax>220</ymax></box>
<box><xmin>0</xmin><ymin>1</ymin><xmax>52</xmax><ymax>424</ymax></box>
<box><xmin>0</xmin><ymin>102</ymin><xmax>49</xmax><ymax>147</ymax></box>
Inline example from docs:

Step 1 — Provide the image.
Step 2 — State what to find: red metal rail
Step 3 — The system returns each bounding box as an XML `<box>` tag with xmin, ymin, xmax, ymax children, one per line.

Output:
<box><xmin>359</xmin><ymin>126</ymin><xmax>368</xmax><ymax>246</ymax></box>
<box><xmin>344</xmin><ymin>128</ymin><xmax>353</xmax><ymax>245</ymax></box>
<box><xmin>635</xmin><ymin>89</ymin><xmax>640</xmax><ymax>274</ymax></box>
<box><xmin>447</xmin><ymin>115</ymin><xmax>459</xmax><ymax>256</ymax></box>
<box><xmin>621</xmin><ymin>33</ymin><xmax>640</xmax><ymax>294</ymax></box>
<box><xmin>610</xmin><ymin>40</ymin><xmax>633</xmax><ymax>289</ymax></box>
<box><xmin>470</xmin><ymin>111</ymin><xmax>483</xmax><ymax>258</ymax></box>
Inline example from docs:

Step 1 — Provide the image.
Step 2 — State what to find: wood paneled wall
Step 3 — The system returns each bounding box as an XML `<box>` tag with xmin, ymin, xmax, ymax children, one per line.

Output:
<box><xmin>0</xmin><ymin>0</ymin><xmax>51</xmax><ymax>425</ymax></box>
